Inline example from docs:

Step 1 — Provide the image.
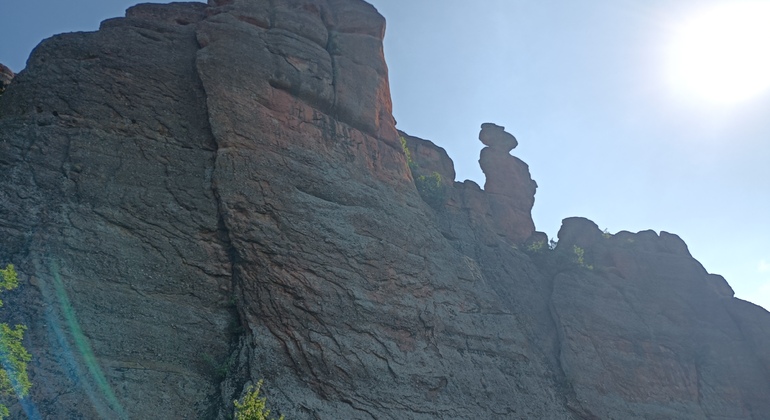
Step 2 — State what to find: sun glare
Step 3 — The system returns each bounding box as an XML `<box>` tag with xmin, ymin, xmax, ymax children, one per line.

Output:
<box><xmin>667</xmin><ymin>2</ymin><xmax>770</xmax><ymax>104</ymax></box>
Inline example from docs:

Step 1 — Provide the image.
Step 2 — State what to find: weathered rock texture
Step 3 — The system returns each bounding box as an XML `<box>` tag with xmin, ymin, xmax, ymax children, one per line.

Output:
<box><xmin>0</xmin><ymin>63</ymin><xmax>13</xmax><ymax>95</ymax></box>
<box><xmin>477</xmin><ymin>123</ymin><xmax>537</xmax><ymax>243</ymax></box>
<box><xmin>479</xmin><ymin>122</ymin><xmax>518</xmax><ymax>152</ymax></box>
<box><xmin>551</xmin><ymin>218</ymin><xmax>770</xmax><ymax>418</ymax></box>
<box><xmin>1</xmin><ymin>1</ymin><xmax>769</xmax><ymax>419</ymax></box>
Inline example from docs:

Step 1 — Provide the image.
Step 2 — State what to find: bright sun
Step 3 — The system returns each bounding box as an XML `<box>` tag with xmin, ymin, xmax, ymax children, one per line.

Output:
<box><xmin>667</xmin><ymin>2</ymin><xmax>770</xmax><ymax>104</ymax></box>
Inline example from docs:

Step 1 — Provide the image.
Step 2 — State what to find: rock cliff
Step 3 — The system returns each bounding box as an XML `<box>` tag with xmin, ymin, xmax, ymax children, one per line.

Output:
<box><xmin>0</xmin><ymin>1</ymin><xmax>768</xmax><ymax>419</ymax></box>
<box><xmin>0</xmin><ymin>64</ymin><xmax>13</xmax><ymax>95</ymax></box>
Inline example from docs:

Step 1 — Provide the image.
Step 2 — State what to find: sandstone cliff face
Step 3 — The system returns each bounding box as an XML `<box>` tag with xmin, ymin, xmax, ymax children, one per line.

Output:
<box><xmin>1</xmin><ymin>1</ymin><xmax>769</xmax><ymax>419</ymax></box>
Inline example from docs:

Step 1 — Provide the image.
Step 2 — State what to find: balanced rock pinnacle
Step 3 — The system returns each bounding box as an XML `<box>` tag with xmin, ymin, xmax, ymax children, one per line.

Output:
<box><xmin>477</xmin><ymin>123</ymin><xmax>537</xmax><ymax>242</ymax></box>
<box><xmin>479</xmin><ymin>122</ymin><xmax>518</xmax><ymax>152</ymax></box>
<box><xmin>2</xmin><ymin>1</ymin><xmax>770</xmax><ymax>419</ymax></box>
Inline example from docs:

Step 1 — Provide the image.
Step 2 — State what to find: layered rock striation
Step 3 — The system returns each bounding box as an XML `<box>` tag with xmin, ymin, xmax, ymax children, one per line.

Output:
<box><xmin>0</xmin><ymin>1</ymin><xmax>768</xmax><ymax>419</ymax></box>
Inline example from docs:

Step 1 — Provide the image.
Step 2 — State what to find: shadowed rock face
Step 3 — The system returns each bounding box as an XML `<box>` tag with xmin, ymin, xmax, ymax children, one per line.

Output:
<box><xmin>550</xmin><ymin>218</ymin><xmax>770</xmax><ymax>419</ymax></box>
<box><xmin>1</xmin><ymin>1</ymin><xmax>769</xmax><ymax>419</ymax></box>
<box><xmin>1</xmin><ymin>3</ymin><xmax>232</xmax><ymax>418</ymax></box>
<box><xmin>0</xmin><ymin>64</ymin><xmax>13</xmax><ymax>95</ymax></box>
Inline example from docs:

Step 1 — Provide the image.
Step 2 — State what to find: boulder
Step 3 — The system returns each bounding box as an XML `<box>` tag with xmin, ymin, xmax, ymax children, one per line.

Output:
<box><xmin>479</xmin><ymin>122</ymin><xmax>518</xmax><ymax>152</ymax></box>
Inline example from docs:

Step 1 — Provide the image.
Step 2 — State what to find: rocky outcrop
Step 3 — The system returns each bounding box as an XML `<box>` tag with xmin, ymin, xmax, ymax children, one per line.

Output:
<box><xmin>1</xmin><ymin>3</ymin><xmax>233</xmax><ymax>418</ymax></box>
<box><xmin>432</xmin><ymin>123</ymin><xmax>537</xmax><ymax>244</ymax></box>
<box><xmin>479</xmin><ymin>122</ymin><xmax>518</xmax><ymax>151</ymax></box>
<box><xmin>401</xmin><ymin>124</ymin><xmax>537</xmax><ymax>244</ymax></box>
<box><xmin>550</xmin><ymin>218</ymin><xmax>770</xmax><ymax>419</ymax></box>
<box><xmin>399</xmin><ymin>130</ymin><xmax>455</xmax><ymax>187</ymax></box>
<box><xmin>0</xmin><ymin>63</ymin><xmax>13</xmax><ymax>95</ymax></box>
<box><xmin>479</xmin><ymin>123</ymin><xmax>536</xmax><ymax>209</ymax></box>
<box><xmin>0</xmin><ymin>1</ymin><xmax>768</xmax><ymax>419</ymax></box>
<box><xmin>477</xmin><ymin>123</ymin><xmax>537</xmax><ymax>243</ymax></box>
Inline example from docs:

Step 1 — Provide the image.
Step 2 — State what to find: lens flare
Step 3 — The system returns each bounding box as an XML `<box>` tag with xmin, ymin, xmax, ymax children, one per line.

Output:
<box><xmin>667</xmin><ymin>1</ymin><xmax>770</xmax><ymax>104</ymax></box>
<box><xmin>29</xmin><ymin>259</ymin><xmax>128</xmax><ymax>419</ymax></box>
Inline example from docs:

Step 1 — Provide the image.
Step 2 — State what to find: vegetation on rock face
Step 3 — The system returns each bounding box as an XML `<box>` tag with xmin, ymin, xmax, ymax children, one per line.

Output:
<box><xmin>400</xmin><ymin>136</ymin><xmax>416</xmax><ymax>171</ymax></box>
<box><xmin>526</xmin><ymin>239</ymin><xmax>559</xmax><ymax>254</ymax></box>
<box><xmin>0</xmin><ymin>266</ymin><xmax>19</xmax><ymax>307</ymax></box>
<box><xmin>524</xmin><ymin>239</ymin><xmax>598</xmax><ymax>273</ymax></box>
<box><xmin>234</xmin><ymin>379</ymin><xmax>284</xmax><ymax>420</ymax></box>
<box><xmin>400</xmin><ymin>137</ymin><xmax>446</xmax><ymax>208</ymax></box>
<box><xmin>0</xmin><ymin>264</ymin><xmax>32</xmax><ymax>419</ymax></box>
<box><xmin>415</xmin><ymin>172</ymin><xmax>445</xmax><ymax>208</ymax></box>
<box><xmin>526</xmin><ymin>240</ymin><xmax>547</xmax><ymax>254</ymax></box>
<box><xmin>572</xmin><ymin>246</ymin><xmax>593</xmax><ymax>270</ymax></box>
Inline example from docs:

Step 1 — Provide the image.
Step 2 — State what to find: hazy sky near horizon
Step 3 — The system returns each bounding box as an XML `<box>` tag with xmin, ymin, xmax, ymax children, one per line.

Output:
<box><xmin>2</xmin><ymin>0</ymin><xmax>769</xmax><ymax>311</ymax></box>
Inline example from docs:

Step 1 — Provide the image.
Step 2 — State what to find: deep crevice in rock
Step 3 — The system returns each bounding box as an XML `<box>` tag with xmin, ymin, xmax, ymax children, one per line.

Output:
<box><xmin>191</xmin><ymin>22</ymin><xmax>250</xmax><ymax>418</ymax></box>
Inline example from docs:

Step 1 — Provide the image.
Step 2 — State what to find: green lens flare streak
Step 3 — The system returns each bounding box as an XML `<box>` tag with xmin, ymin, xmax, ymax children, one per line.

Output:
<box><xmin>50</xmin><ymin>262</ymin><xmax>127</xmax><ymax>419</ymax></box>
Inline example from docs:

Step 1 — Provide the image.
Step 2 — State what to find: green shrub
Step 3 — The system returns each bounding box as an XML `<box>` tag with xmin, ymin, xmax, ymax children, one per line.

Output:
<box><xmin>0</xmin><ymin>264</ymin><xmax>31</xmax><ymax>419</ymax></box>
<box><xmin>415</xmin><ymin>172</ymin><xmax>445</xmax><ymax>207</ymax></box>
<box><xmin>234</xmin><ymin>379</ymin><xmax>284</xmax><ymax>420</ymax></box>
<box><xmin>0</xmin><ymin>265</ymin><xmax>17</xmax><ymax>307</ymax></box>
<box><xmin>399</xmin><ymin>137</ymin><xmax>416</xmax><ymax>171</ymax></box>
<box><xmin>525</xmin><ymin>240</ymin><xmax>546</xmax><ymax>254</ymax></box>
<box><xmin>400</xmin><ymin>138</ymin><xmax>446</xmax><ymax>208</ymax></box>
<box><xmin>572</xmin><ymin>246</ymin><xmax>593</xmax><ymax>270</ymax></box>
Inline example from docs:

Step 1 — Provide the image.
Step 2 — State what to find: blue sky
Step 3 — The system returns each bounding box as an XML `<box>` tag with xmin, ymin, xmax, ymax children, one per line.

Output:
<box><xmin>2</xmin><ymin>0</ymin><xmax>769</xmax><ymax>311</ymax></box>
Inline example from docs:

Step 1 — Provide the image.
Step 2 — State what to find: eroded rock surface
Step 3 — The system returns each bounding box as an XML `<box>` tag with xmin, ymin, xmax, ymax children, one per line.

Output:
<box><xmin>1</xmin><ymin>1</ymin><xmax>768</xmax><ymax>419</ymax></box>
<box><xmin>479</xmin><ymin>122</ymin><xmax>518</xmax><ymax>152</ymax></box>
<box><xmin>477</xmin><ymin>124</ymin><xmax>537</xmax><ymax>243</ymax></box>
<box><xmin>547</xmin><ymin>218</ymin><xmax>770</xmax><ymax>419</ymax></box>
<box><xmin>0</xmin><ymin>63</ymin><xmax>13</xmax><ymax>95</ymax></box>
<box><xmin>399</xmin><ymin>130</ymin><xmax>455</xmax><ymax>186</ymax></box>
<box><xmin>1</xmin><ymin>3</ymin><xmax>232</xmax><ymax>418</ymax></box>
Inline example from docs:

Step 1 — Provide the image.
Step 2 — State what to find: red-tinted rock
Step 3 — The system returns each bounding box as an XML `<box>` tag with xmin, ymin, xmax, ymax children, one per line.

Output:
<box><xmin>480</xmin><ymin>147</ymin><xmax>536</xmax><ymax>200</ymax></box>
<box><xmin>1</xmin><ymin>1</ymin><xmax>768</xmax><ymax>419</ymax></box>
<box><xmin>402</xmin><ymin>127</ymin><xmax>536</xmax><ymax>243</ymax></box>
<box><xmin>400</xmin><ymin>130</ymin><xmax>455</xmax><ymax>185</ymax></box>
<box><xmin>477</xmin><ymin>124</ymin><xmax>537</xmax><ymax>243</ymax></box>
<box><xmin>0</xmin><ymin>3</ymin><xmax>234</xmax><ymax>418</ymax></box>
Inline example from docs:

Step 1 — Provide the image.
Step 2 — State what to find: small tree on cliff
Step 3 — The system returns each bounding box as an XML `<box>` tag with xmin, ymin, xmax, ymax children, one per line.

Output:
<box><xmin>0</xmin><ymin>264</ymin><xmax>32</xmax><ymax>419</ymax></box>
<box><xmin>234</xmin><ymin>379</ymin><xmax>285</xmax><ymax>420</ymax></box>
